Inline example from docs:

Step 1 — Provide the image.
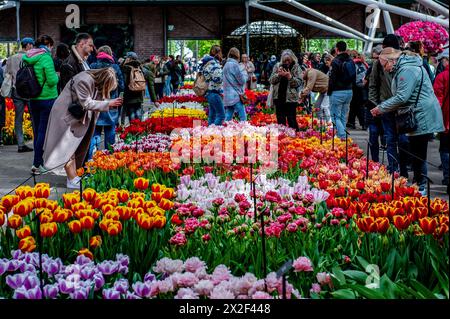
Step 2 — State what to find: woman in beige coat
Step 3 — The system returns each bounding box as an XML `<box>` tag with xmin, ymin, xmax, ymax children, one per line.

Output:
<box><xmin>43</xmin><ymin>68</ymin><xmax>122</xmax><ymax>188</ymax></box>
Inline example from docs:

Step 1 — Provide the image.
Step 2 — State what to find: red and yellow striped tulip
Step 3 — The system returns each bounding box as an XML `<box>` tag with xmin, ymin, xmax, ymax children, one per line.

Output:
<box><xmin>134</xmin><ymin>178</ymin><xmax>149</xmax><ymax>191</ymax></box>
<box><xmin>40</xmin><ymin>222</ymin><xmax>58</xmax><ymax>237</ymax></box>
<box><xmin>78</xmin><ymin>248</ymin><xmax>93</xmax><ymax>260</ymax></box>
<box><xmin>16</xmin><ymin>225</ymin><xmax>32</xmax><ymax>239</ymax></box>
<box><xmin>7</xmin><ymin>214</ymin><xmax>23</xmax><ymax>229</ymax></box>
<box><xmin>68</xmin><ymin>220</ymin><xmax>82</xmax><ymax>233</ymax></box>
<box><xmin>419</xmin><ymin>217</ymin><xmax>438</xmax><ymax>235</ymax></box>
<box><xmin>393</xmin><ymin>215</ymin><xmax>411</xmax><ymax>231</ymax></box>
<box><xmin>89</xmin><ymin>235</ymin><xmax>102</xmax><ymax>249</ymax></box>
<box><xmin>18</xmin><ymin>236</ymin><xmax>36</xmax><ymax>252</ymax></box>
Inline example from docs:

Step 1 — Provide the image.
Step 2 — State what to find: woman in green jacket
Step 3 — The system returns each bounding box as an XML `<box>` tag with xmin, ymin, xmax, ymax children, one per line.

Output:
<box><xmin>22</xmin><ymin>35</ymin><xmax>59</xmax><ymax>174</ymax></box>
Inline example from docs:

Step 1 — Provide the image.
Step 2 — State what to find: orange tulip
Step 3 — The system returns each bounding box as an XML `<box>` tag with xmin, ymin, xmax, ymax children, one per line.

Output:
<box><xmin>411</xmin><ymin>207</ymin><xmax>428</xmax><ymax>221</ymax></box>
<box><xmin>134</xmin><ymin>178</ymin><xmax>149</xmax><ymax>191</ymax></box>
<box><xmin>1</xmin><ymin>195</ymin><xmax>20</xmax><ymax>210</ymax></box>
<box><xmin>105</xmin><ymin>210</ymin><xmax>120</xmax><ymax>221</ymax></box>
<box><xmin>68</xmin><ymin>220</ymin><xmax>82</xmax><ymax>233</ymax></box>
<box><xmin>16</xmin><ymin>186</ymin><xmax>34</xmax><ymax>200</ymax></box>
<box><xmin>147</xmin><ymin>206</ymin><xmax>165</xmax><ymax>217</ymax></box>
<box><xmin>419</xmin><ymin>217</ymin><xmax>438</xmax><ymax>235</ymax></box>
<box><xmin>40</xmin><ymin>222</ymin><xmax>58</xmax><ymax>237</ymax></box>
<box><xmin>62</xmin><ymin>194</ymin><xmax>79</xmax><ymax>209</ymax></box>
<box><xmin>35</xmin><ymin>186</ymin><xmax>50</xmax><ymax>199</ymax></box>
<box><xmin>76</xmin><ymin>167</ymin><xmax>85</xmax><ymax>177</ymax></box>
<box><xmin>393</xmin><ymin>215</ymin><xmax>411</xmax><ymax>231</ymax></box>
<box><xmin>117</xmin><ymin>190</ymin><xmax>129</xmax><ymax>203</ymax></box>
<box><xmin>375</xmin><ymin>217</ymin><xmax>390</xmax><ymax>234</ymax></box>
<box><xmin>116</xmin><ymin>206</ymin><xmax>132</xmax><ymax>220</ymax></box>
<box><xmin>137</xmin><ymin>213</ymin><xmax>153</xmax><ymax>230</ymax></box>
<box><xmin>152</xmin><ymin>216</ymin><xmax>166</xmax><ymax>229</ymax></box>
<box><xmin>80</xmin><ymin>216</ymin><xmax>95</xmax><ymax>230</ymax></box>
<box><xmin>0</xmin><ymin>212</ymin><xmax>5</xmax><ymax>227</ymax></box>
<box><xmin>83</xmin><ymin>188</ymin><xmax>97</xmax><ymax>202</ymax></box>
<box><xmin>435</xmin><ymin>224</ymin><xmax>449</xmax><ymax>239</ymax></box>
<box><xmin>78</xmin><ymin>248</ymin><xmax>93</xmax><ymax>260</ymax></box>
<box><xmin>45</xmin><ymin>200</ymin><xmax>59</xmax><ymax>211</ymax></box>
<box><xmin>89</xmin><ymin>235</ymin><xmax>102</xmax><ymax>249</ymax></box>
<box><xmin>7</xmin><ymin>214</ymin><xmax>22</xmax><ymax>229</ymax></box>
<box><xmin>93</xmin><ymin>197</ymin><xmax>108</xmax><ymax>209</ymax></box>
<box><xmin>53</xmin><ymin>208</ymin><xmax>72</xmax><ymax>223</ymax></box>
<box><xmin>0</xmin><ymin>204</ymin><xmax>6</xmax><ymax>214</ymax></box>
<box><xmin>430</xmin><ymin>200</ymin><xmax>446</xmax><ymax>216</ymax></box>
<box><xmin>106</xmin><ymin>220</ymin><xmax>122</xmax><ymax>236</ymax></box>
<box><xmin>16</xmin><ymin>225</ymin><xmax>32</xmax><ymax>239</ymax></box>
<box><xmin>71</xmin><ymin>202</ymin><xmax>90</xmax><ymax>212</ymax></box>
<box><xmin>158</xmin><ymin>198</ymin><xmax>174</xmax><ymax>211</ymax></box>
<box><xmin>18</xmin><ymin>236</ymin><xmax>36</xmax><ymax>252</ymax></box>
<box><xmin>99</xmin><ymin>218</ymin><xmax>112</xmax><ymax>232</ymax></box>
<box><xmin>13</xmin><ymin>199</ymin><xmax>34</xmax><ymax>217</ymax></box>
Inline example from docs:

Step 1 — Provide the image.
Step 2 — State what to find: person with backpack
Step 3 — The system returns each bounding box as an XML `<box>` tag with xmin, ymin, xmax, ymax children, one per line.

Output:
<box><xmin>43</xmin><ymin>68</ymin><xmax>122</xmax><ymax>189</ymax></box>
<box><xmin>2</xmin><ymin>37</ymin><xmax>35</xmax><ymax>153</ymax></box>
<box><xmin>223</xmin><ymin>47</ymin><xmax>248</xmax><ymax>122</ymax></box>
<box><xmin>87</xmin><ymin>45</ymin><xmax>125</xmax><ymax>160</ymax></box>
<box><xmin>347</xmin><ymin>50</ymin><xmax>368</xmax><ymax>130</ymax></box>
<box><xmin>60</xmin><ymin>33</ymin><xmax>93</xmax><ymax>90</ymax></box>
<box><xmin>21</xmin><ymin>35</ymin><xmax>59</xmax><ymax>174</ymax></box>
<box><xmin>122</xmin><ymin>52</ymin><xmax>146</xmax><ymax>123</ymax></box>
<box><xmin>201</xmin><ymin>45</ymin><xmax>225</xmax><ymax>126</ymax></box>
<box><xmin>328</xmin><ymin>41</ymin><xmax>356</xmax><ymax>139</ymax></box>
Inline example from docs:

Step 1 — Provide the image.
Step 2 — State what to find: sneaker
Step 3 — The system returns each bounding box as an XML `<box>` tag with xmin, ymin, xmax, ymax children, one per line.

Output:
<box><xmin>67</xmin><ymin>176</ymin><xmax>81</xmax><ymax>189</ymax></box>
<box><xmin>18</xmin><ymin>145</ymin><xmax>33</xmax><ymax>153</ymax></box>
<box><xmin>31</xmin><ymin>165</ymin><xmax>48</xmax><ymax>175</ymax></box>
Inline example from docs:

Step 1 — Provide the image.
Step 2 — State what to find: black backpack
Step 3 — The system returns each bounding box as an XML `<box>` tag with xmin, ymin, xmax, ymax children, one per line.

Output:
<box><xmin>15</xmin><ymin>63</ymin><xmax>45</xmax><ymax>99</ymax></box>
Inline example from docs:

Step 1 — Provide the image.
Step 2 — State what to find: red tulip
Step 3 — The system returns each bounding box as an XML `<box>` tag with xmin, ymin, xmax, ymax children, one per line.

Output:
<box><xmin>419</xmin><ymin>217</ymin><xmax>437</xmax><ymax>235</ymax></box>
<box><xmin>68</xmin><ymin>220</ymin><xmax>82</xmax><ymax>233</ymax></box>
<box><xmin>393</xmin><ymin>215</ymin><xmax>411</xmax><ymax>231</ymax></box>
<box><xmin>134</xmin><ymin>178</ymin><xmax>149</xmax><ymax>191</ymax></box>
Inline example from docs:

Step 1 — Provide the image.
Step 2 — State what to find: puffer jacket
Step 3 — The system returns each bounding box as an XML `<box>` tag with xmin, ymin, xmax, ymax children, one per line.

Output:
<box><xmin>22</xmin><ymin>48</ymin><xmax>59</xmax><ymax>100</ymax></box>
<box><xmin>379</xmin><ymin>53</ymin><xmax>444</xmax><ymax>136</ymax></box>
<box><xmin>269</xmin><ymin>62</ymin><xmax>302</xmax><ymax>103</ymax></box>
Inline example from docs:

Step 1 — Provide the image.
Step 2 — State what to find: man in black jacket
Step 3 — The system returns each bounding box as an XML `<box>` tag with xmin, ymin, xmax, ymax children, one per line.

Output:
<box><xmin>60</xmin><ymin>33</ymin><xmax>93</xmax><ymax>90</ymax></box>
<box><xmin>328</xmin><ymin>41</ymin><xmax>356</xmax><ymax>139</ymax></box>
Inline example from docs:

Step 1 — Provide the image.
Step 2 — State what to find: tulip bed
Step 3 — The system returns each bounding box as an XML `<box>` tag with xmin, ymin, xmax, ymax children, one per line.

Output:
<box><xmin>0</xmin><ymin>98</ymin><xmax>34</xmax><ymax>145</ymax></box>
<box><xmin>0</xmin><ymin>90</ymin><xmax>449</xmax><ymax>299</ymax></box>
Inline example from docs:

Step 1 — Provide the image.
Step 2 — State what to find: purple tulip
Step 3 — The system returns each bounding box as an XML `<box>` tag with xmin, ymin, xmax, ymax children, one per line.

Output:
<box><xmin>80</xmin><ymin>266</ymin><xmax>96</xmax><ymax>280</ymax></box>
<box><xmin>75</xmin><ymin>255</ymin><xmax>92</xmax><ymax>265</ymax></box>
<box><xmin>64</xmin><ymin>264</ymin><xmax>82</xmax><ymax>275</ymax></box>
<box><xmin>113</xmin><ymin>279</ymin><xmax>129</xmax><ymax>294</ymax></box>
<box><xmin>102</xmin><ymin>288</ymin><xmax>121</xmax><ymax>300</ymax></box>
<box><xmin>7</xmin><ymin>260</ymin><xmax>20</xmax><ymax>272</ymax></box>
<box><xmin>93</xmin><ymin>273</ymin><xmax>105</xmax><ymax>291</ymax></box>
<box><xmin>116</xmin><ymin>254</ymin><xmax>129</xmax><ymax>267</ymax></box>
<box><xmin>126</xmin><ymin>291</ymin><xmax>141</xmax><ymax>299</ymax></box>
<box><xmin>13</xmin><ymin>286</ymin><xmax>42</xmax><ymax>299</ymax></box>
<box><xmin>23</xmin><ymin>275</ymin><xmax>40</xmax><ymax>290</ymax></box>
<box><xmin>70</xmin><ymin>286</ymin><xmax>90</xmax><ymax>299</ymax></box>
<box><xmin>132</xmin><ymin>282</ymin><xmax>152</xmax><ymax>298</ymax></box>
<box><xmin>144</xmin><ymin>272</ymin><xmax>156</xmax><ymax>283</ymax></box>
<box><xmin>43</xmin><ymin>260</ymin><xmax>60</xmax><ymax>277</ymax></box>
<box><xmin>6</xmin><ymin>272</ymin><xmax>28</xmax><ymax>289</ymax></box>
<box><xmin>98</xmin><ymin>261</ymin><xmax>119</xmax><ymax>276</ymax></box>
<box><xmin>58</xmin><ymin>274</ymin><xmax>82</xmax><ymax>294</ymax></box>
<box><xmin>0</xmin><ymin>260</ymin><xmax>7</xmax><ymax>276</ymax></box>
<box><xmin>180</xmin><ymin>175</ymin><xmax>191</xmax><ymax>186</ymax></box>
<box><xmin>11</xmin><ymin>250</ymin><xmax>22</xmax><ymax>260</ymax></box>
<box><xmin>118</xmin><ymin>264</ymin><xmax>129</xmax><ymax>275</ymax></box>
<box><xmin>43</xmin><ymin>284</ymin><xmax>59</xmax><ymax>299</ymax></box>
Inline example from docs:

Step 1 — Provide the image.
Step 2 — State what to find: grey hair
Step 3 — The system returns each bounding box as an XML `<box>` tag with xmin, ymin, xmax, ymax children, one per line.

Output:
<box><xmin>372</xmin><ymin>45</ymin><xmax>383</xmax><ymax>55</ymax></box>
<box><xmin>281</xmin><ymin>49</ymin><xmax>298</xmax><ymax>64</ymax></box>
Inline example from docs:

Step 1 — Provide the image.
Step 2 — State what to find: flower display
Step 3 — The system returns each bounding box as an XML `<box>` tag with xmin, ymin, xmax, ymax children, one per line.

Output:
<box><xmin>395</xmin><ymin>21</ymin><xmax>449</xmax><ymax>54</ymax></box>
<box><xmin>1</xmin><ymin>98</ymin><xmax>33</xmax><ymax>145</ymax></box>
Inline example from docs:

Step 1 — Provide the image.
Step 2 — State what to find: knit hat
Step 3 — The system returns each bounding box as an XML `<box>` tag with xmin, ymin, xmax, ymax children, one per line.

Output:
<box><xmin>21</xmin><ymin>37</ymin><xmax>35</xmax><ymax>46</ymax></box>
<box><xmin>382</xmin><ymin>34</ymin><xmax>400</xmax><ymax>50</ymax></box>
<box><xmin>126</xmin><ymin>51</ymin><xmax>138</xmax><ymax>59</ymax></box>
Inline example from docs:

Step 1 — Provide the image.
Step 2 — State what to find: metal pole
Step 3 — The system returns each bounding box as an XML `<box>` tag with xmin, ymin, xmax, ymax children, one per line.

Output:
<box><xmin>348</xmin><ymin>0</ymin><xmax>449</xmax><ymax>27</ymax></box>
<box><xmin>416</xmin><ymin>0</ymin><xmax>449</xmax><ymax>18</ymax></box>
<box><xmin>16</xmin><ymin>0</ymin><xmax>21</xmax><ymax>45</ymax></box>
<box><xmin>364</xmin><ymin>2</ymin><xmax>381</xmax><ymax>54</ymax></box>
<box><xmin>249</xmin><ymin>1</ymin><xmax>373</xmax><ymax>41</ymax></box>
<box><xmin>380</xmin><ymin>0</ymin><xmax>395</xmax><ymax>34</ymax></box>
<box><xmin>163</xmin><ymin>6</ymin><xmax>168</xmax><ymax>56</ymax></box>
<box><xmin>246</xmin><ymin>0</ymin><xmax>250</xmax><ymax>56</ymax></box>
<box><xmin>281</xmin><ymin>0</ymin><xmax>379</xmax><ymax>42</ymax></box>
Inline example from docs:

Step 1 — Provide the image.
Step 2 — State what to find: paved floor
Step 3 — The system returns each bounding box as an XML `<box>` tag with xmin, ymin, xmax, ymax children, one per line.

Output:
<box><xmin>0</xmin><ymin>122</ymin><xmax>448</xmax><ymax>200</ymax></box>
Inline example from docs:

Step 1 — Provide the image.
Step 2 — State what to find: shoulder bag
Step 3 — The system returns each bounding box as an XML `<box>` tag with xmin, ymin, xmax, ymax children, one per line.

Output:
<box><xmin>395</xmin><ymin>67</ymin><xmax>423</xmax><ymax>134</ymax></box>
<box><xmin>68</xmin><ymin>78</ymin><xmax>86</xmax><ymax>120</ymax></box>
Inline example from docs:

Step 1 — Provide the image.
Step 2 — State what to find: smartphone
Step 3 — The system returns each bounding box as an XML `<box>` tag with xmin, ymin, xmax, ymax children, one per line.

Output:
<box><xmin>119</xmin><ymin>92</ymin><xmax>124</xmax><ymax>99</ymax></box>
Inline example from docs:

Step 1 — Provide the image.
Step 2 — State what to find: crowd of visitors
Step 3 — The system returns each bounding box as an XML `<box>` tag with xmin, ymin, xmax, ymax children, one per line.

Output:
<box><xmin>0</xmin><ymin>32</ymin><xmax>448</xmax><ymax>195</ymax></box>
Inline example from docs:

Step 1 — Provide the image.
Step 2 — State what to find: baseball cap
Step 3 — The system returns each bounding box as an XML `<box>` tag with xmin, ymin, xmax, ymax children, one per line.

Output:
<box><xmin>21</xmin><ymin>37</ymin><xmax>35</xmax><ymax>46</ymax></box>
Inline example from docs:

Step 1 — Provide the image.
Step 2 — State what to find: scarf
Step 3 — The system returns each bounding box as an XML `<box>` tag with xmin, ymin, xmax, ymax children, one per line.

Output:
<box><xmin>96</xmin><ymin>52</ymin><xmax>115</xmax><ymax>64</ymax></box>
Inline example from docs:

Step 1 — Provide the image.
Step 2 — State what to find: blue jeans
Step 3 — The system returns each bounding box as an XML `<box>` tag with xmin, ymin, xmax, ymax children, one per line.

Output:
<box><xmin>206</xmin><ymin>92</ymin><xmax>225</xmax><ymax>126</ymax></box>
<box><xmin>381</xmin><ymin>112</ymin><xmax>409</xmax><ymax>177</ymax></box>
<box><xmin>125</xmin><ymin>103</ymin><xmax>142</xmax><ymax>122</ymax></box>
<box><xmin>440</xmin><ymin>133</ymin><xmax>449</xmax><ymax>185</ymax></box>
<box><xmin>225</xmin><ymin>101</ymin><xmax>247</xmax><ymax>122</ymax></box>
<box><xmin>12</xmin><ymin>96</ymin><xmax>26</xmax><ymax>147</ymax></box>
<box><xmin>330</xmin><ymin>90</ymin><xmax>353</xmax><ymax>139</ymax></box>
<box><xmin>29</xmin><ymin>99</ymin><xmax>54</xmax><ymax>167</ymax></box>
<box><xmin>88</xmin><ymin>125</ymin><xmax>116</xmax><ymax>160</ymax></box>
<box><xmin>368</xmin><ymin>123</ymin><xmax>382</xmax><ymax>163</ymax></box>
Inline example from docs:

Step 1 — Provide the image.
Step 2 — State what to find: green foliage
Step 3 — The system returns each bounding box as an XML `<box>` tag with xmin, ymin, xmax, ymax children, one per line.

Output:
<box><xmin>307</xmin><ymin>38</ymin><xmax>364</xmax><ymax>53</ymax></box>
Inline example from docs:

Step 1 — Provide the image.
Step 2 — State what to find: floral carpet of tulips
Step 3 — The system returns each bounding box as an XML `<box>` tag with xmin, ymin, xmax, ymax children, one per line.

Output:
<box><xmin>0</xmin><ymin>88</ymin><xmax>448</xmax><ymax>300</ymax></box>
<box><xmin>1</xmin><ymin>98</ymin><xmax>34</xmax><ymax>145</ymax></box>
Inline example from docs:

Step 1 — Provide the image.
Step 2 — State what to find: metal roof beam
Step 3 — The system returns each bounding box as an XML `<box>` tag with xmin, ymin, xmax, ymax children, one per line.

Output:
<box><xmin>416</xmin><ymin>0</ymin><xmax>449</xmax><ymax>18</ymax></box>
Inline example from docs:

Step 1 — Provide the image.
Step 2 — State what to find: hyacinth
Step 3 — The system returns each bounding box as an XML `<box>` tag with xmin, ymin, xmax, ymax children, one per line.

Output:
<box><xmin>396</xmin><ymin>21</ymin><xmax>449</xmax><ymax>54</ymax></box>
<box><xmin>1</xmin><ymin>252</ymin><xmax>303</xmax><ymax>299</ymax></box>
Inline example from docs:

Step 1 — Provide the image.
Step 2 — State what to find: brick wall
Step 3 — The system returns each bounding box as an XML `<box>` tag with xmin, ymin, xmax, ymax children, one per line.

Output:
<box><xmin>0</xmin><ymin>2</ymin><xmax>412</xmax><ymax>56</ymax></box>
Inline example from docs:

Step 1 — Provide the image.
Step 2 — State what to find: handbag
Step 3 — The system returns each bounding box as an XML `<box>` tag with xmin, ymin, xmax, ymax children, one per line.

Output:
<box><xmin>68</xmin><ymin>78</ymin><xmax>86</xmax><ymax>120</ymax></box>
<box><xmin>395</xmin><ymin>67</ymin><xmax>423</xmax><ymax>135</ymax></box>
<box><xmin>225</xmin><ymin>67</ymin><xmax>248</xmax><ymax>105</ymax></box>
